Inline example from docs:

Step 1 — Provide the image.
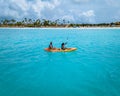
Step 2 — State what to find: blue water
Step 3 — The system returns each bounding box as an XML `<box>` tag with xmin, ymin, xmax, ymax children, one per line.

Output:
<box><xmin>0</xmin><ymin>28</ymin><xmax>120</xmax><ymax>96</ymax></box>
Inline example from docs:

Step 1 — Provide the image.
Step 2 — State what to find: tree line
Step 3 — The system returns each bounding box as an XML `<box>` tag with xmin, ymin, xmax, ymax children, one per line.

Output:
<box><xmin>0</xmin><ymin>18</ymin><xmax>120</xmax><ymax>27</ymax></box>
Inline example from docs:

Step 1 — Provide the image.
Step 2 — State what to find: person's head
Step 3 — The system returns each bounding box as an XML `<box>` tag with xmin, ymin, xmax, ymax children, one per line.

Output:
<box><xmin>50</xmin><ymin>42</ymin><xmax>52</xmax><ymax>44</ymax></box>
<box><xmin>62</xmin><ymin>43</ymin><xmax>64</xmax><ymax>45</ymax></box>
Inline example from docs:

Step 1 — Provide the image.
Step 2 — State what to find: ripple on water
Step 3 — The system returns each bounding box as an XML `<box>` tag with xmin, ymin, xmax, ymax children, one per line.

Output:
<box><xmin>0</xmin><ymin>28</ymin><xmax>120</xmax><ymax>96</ymax></box>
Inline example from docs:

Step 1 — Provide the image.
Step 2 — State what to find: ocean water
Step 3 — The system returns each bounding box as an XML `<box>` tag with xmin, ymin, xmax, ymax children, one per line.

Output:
<box><xmin>0</xmin><ymin>28</ymin><xmax>120</xmax><ymax>96</ymax></box>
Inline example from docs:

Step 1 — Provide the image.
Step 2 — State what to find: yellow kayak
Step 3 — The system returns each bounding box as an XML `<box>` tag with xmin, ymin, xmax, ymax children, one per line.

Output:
<box><xmin>44</xmin><ymin>48</ymin><xmax>77</xmax><ymax>52</ymax></box>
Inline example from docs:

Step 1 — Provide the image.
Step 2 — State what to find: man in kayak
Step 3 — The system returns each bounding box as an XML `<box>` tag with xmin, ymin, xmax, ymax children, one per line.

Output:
<box><xmin>49</xmin><ymin>42</ymin><xmax>53</xmax><ymax>49</ymax></box>
<box><xmin>61</xmin><ymin>42</ymin><xmax>67</xmax><ymax>50</ymax></box>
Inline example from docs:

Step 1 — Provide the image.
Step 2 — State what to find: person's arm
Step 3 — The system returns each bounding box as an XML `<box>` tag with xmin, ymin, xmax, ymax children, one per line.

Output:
<box><xmin>50</xmin><ymin>44</ymin><xmax>53</xmax><ymax>48</ymax></box>
<box><xmin>65</xmin><ymin>42</ymin><xmax>67</xmax><ymax>45</ymax></box>
<box><xmin>49</xmin><ymin>44</ymin><xmax>53</xmax><ymax>49</ymax></box>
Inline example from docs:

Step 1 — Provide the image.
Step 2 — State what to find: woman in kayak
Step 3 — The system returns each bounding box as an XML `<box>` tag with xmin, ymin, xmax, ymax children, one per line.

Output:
<box><xmin>61</xmin><ymin>42</ymin><xmax>67</xmax><ymax>50</ymax></box>
<box><xmin>49</xmin><ymin>42</ymin><xmax>53</xmax><ymax>49</ymax></box>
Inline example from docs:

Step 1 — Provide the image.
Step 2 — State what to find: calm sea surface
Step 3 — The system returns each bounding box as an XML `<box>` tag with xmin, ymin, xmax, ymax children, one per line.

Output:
<box><xmin>0</xmin><ymin>28</ymin><xmax>120</xmax><ymax>96</ymax></box>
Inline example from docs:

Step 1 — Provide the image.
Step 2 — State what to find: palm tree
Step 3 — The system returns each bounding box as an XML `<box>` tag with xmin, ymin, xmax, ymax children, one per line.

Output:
<box><xmin>34</xmin><ymin>19</ymin><xmax>41</xmax><ymax>27</ymax></box>
<box><xmin>63</xmin><ymin>19</ymin><xmax>66</xmax><ymax>25</ymax></box>
<box><xmin>16</xmin><ymin>22</ymin><xmax>22</xmax><ymax>26</ymax></box>
<box><xmin>24</xmin><ymin>18</ymin><xmax>28</xmax><ymax>24</ymax></box>
<box><xmin>10</xmin><ymin>19</ymin><xmax>16</xmax><ymax>26</ymax></box>
<box><xmin>54</xmin><ymin>19</ymin><xmax>59</xmax><ymax>26</ymax></box>
<box><xmin>11</xmin><ymin>19</ymin><xmax>16</xmax><ymax>24</ymax></box>
<box><xmin>42</xmin><ymin>19</ymin><xmax>50</xmax><ymax>27</ymax></box>
<box><xmin>3</xmin><ymin>19</ymin><xmax>10</xmax><ymax>26</ymax></box>
<box><xmin>22</xmin><ymin>20</ymin><xmax>25</xmax><ymax>26</ymax></box>
<box><xmin>28</xmin><ymin>19</ymin><xmax>32</xmax><ymax>24</ymax></box>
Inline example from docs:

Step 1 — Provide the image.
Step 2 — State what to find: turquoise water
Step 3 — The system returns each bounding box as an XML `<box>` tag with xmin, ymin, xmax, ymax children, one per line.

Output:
<box><xmin>0</xmin><ymin>28</ymin><xmax>120</xmax><ymax>96</ymax></box>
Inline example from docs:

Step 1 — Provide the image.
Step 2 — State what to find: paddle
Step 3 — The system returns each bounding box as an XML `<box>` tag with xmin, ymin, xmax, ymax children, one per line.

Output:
<box><xmin>65</xmin><ymin>37</ymin><xmax>68</xmax><ymax>45</ymax></box>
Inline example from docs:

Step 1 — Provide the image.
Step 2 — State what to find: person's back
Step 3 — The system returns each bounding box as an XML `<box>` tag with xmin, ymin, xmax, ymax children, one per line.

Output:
<box><xmin>49</xmin><ymin>42</ymin><xmax>53</xmax><ymax>49</ymax></box>
<box><xmin>61</xmin><ymin>42</ymin><xmax>67</xmax><ymax>50</ymax></box>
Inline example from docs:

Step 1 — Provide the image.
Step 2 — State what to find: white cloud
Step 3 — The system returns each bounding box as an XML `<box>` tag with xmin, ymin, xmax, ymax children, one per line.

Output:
<box><xmin>12</xmin><ymin>0</ymin><xmax>29</xmax><ymax>11</ymax></box>
<box><xmin>0</xmin><ymin>0</ymin><xmax>60</xmax><ymax>19</ymax></box>
<box><xmin>0</xmin><ymin>0</ymin><xmax>29</xmax><ymax>19</ymax></box>
<box><xmin>0</xmin><ymin>0</ymin><xmax>120</xmax><ymax>23</ymax></box>
<box><xmin>78</xmin><ymin>10</ymin><xmax>96</xmax><ymax>23</ymax></box>
<box><xmin>105</xmin><ymin>0</ymin><xmax>120</xmax><ymax>7</ymax></box>
<box><xmin>74</xmin><ymin>0</ymin><xmax>89</xmax><ymax>3</ymax></box>
<box><xmin>31</xmin><ymin>0</ymin><xmax>60</xmax><ymax>17</ymax></box>
<box><xmin>82</xmin><ymin>10</ymin><xmax>95</xmax><ymax>17</ymax></box>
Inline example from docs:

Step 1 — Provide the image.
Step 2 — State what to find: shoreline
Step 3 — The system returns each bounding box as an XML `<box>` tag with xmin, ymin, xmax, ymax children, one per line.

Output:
<box><xmin>0</xmin><ymin>27</ymin><xmax>120</xmax><ymax>29</ymax></box>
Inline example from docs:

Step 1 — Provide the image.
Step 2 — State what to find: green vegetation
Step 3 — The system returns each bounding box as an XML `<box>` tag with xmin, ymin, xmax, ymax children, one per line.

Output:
<box><xmin>0</xmin><ymin>18</ymin><xmax>120</xmax><ymax>28</ymax></box>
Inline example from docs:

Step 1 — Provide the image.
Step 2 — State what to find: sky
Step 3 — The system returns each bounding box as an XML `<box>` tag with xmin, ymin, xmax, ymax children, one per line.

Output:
<box><xmin>0</xmin><ymin>0</ymin><xmax>120</xmax><ymax>23</ymax></box>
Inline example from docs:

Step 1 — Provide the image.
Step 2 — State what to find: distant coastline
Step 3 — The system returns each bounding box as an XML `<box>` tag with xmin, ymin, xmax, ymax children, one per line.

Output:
<box><xmin>0</xmin><ymin>18</ymin><xmax>120</xmax><ymax>28</ymax></box>
<box><xmin>0</xmin><ymin>25</ymin><xmax>120</xmax><ymax>29</ymax></box>
<box><xmin>1</xmin><ymin>26</ymin><xmax>120</xmax><ymax>29</ymax></box>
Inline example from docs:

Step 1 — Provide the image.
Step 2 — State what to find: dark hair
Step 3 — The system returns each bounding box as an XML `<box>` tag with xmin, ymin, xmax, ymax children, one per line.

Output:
<box><xmin>62</xmin><ymin>43</ymin><xmax>64</xmax><ymax>45</ymax></box>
